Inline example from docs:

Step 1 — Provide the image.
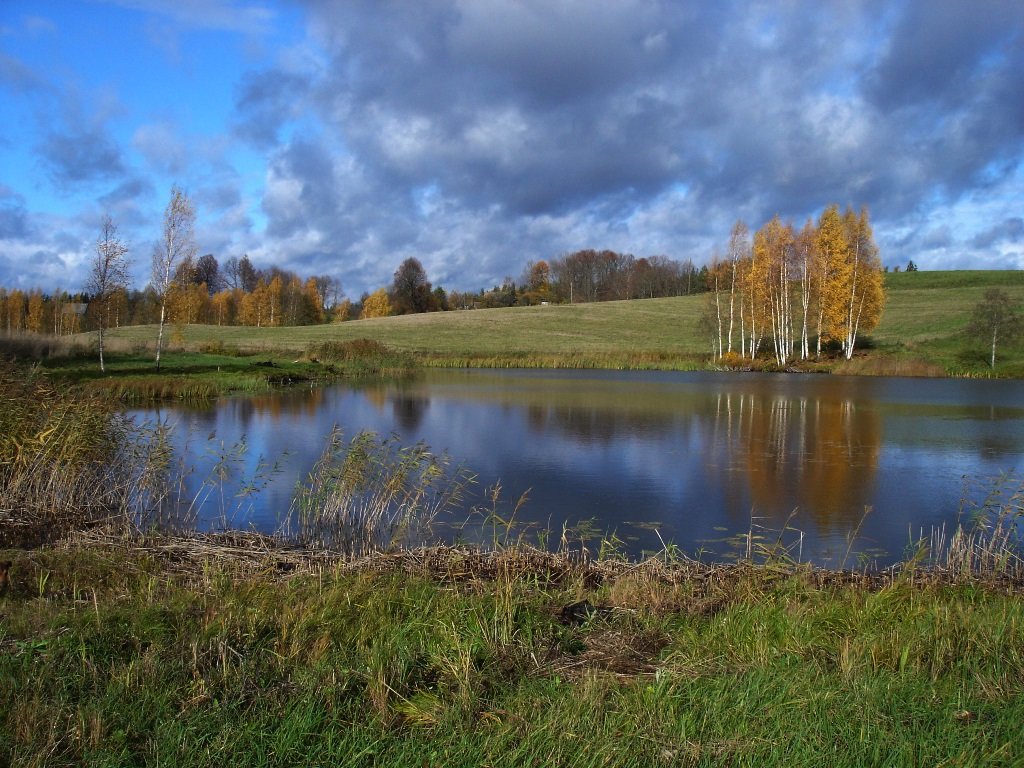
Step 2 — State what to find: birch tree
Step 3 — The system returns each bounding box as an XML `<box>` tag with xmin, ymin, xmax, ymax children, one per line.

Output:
<box><xmin>838</xmin><ymin>207</ymin><xmax>884</xmax><ymax>359</ymax></box>
<box><xmin>752</xmin><ymin>216</ymin><xmax>796</xmax><ymax>365</ymax></box>
<box><xmin>726</xmin><ymin>221</ymin><xmax>750</xmax><ymax>354</ymax></box>
<box><xmin>87</xmin><ymin>215</ymin><xmax>130</xmax><ymax>373</ymax></box>
<box><xmin>152</xmin><ymin>186</ymin><xmax>196</xmax><ymax>371</ymax></box>
<box><xmin>793</xmin><ymin>220</ymin><xmax>817</xmax><ymax>360</ymax></box>
<box><xmin>966</xmin><ymin>289</ymin><xmax>1023</xmax><ymax>369</ymax></box>
<box><xmin>814</xmin><ymin>205</ymin><xmax>850</xmax><ymax>357</ymax></box>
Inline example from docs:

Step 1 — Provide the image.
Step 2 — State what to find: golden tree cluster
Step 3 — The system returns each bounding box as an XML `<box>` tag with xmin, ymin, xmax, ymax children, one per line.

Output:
<box><xmin>705</xmin><ymin>205</ymin><xmax>885</xmax><ymax>364</ymax></box>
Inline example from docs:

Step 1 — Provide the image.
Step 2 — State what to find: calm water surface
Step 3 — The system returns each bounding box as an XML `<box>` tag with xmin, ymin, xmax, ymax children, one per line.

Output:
<box><xmin>138</xmin><ymin>369</ymin><xmax>1024</xmax><ymax>565</ymax></box>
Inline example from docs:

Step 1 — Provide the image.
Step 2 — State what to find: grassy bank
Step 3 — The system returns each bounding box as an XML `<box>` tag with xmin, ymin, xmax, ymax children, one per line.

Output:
<box><xmin>0</xmin><ymin>334</ymin><xmax>418</xmax><ymax>401</ymax></box>
<box><xmin>70</xmin><ymin>269</ymin><xmax>1021</xmax><ymax>378</ymax></box>
<box><xmin>2</xmin><ymin>536</ymin><xmax>1023</xmax><ymax>767</ymax></box>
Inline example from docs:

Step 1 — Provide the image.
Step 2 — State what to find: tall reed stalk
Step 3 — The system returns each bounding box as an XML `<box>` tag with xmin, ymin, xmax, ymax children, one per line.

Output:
<box><xmin>287</xmin><ymin>428</ymin><xmax>474</xmax><ymax>555</ymax></box>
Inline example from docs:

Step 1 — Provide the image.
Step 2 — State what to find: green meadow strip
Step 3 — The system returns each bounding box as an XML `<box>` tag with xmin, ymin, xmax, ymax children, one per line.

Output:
<box><xmin>1</xmin><ymin>541</ymin><xmax>1022</xmax><ymax>767</ymax></box>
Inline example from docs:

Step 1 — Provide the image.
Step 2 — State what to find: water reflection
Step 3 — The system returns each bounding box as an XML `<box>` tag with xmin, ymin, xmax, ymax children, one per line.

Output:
<box><xmin>134</xmin><ymin>369</ymin><xmax>1024</xmax><ymax>565</ymax></box>
<box><xmin>711</xmin><ymin>390</ymin><xmax>881</xmax><ymax>528</ymax></box>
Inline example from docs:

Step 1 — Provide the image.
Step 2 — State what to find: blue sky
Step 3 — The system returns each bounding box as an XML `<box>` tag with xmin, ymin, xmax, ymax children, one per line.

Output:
<box><xmin>1</xmin><ymin>0</ymin><xmax>1022</xmax><ymax>299</ymax></box>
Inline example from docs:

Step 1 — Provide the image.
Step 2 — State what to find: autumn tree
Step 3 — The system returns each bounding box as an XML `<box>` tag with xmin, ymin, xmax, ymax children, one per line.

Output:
<box><xmin>701</xmin><ymin>256</ymin><xmax>729</xmax><ymax>359</ymax></box>
<box><xmin>838</xmin><ymin>207</ymin><xmax>885</xmax><ymax>359</ymax></box>
<box><xmin>26</xmin><ymin>290</ymin><xmax>47</xmax><ymax>334</ymax></box>
<box><xmin>334</xmin><ymin>298</ymin><xmax>352</xmax><ymax>322</ymax></box>
<box><xmin>391</xmin><ymin>257</ymin><xmax>433</xmax><ymax>314</ymax></box>
<box><xmin>88</xmin><ymin>215</ymin><xmax>131</xmax><ymax>372</ymax></box>
<box><xmin>211</xmin><ymin>289</ymin><xmax>234</xmax><ymax>326</ymax></box>
<box><xmin>193</xmin><ymin>254</ymin><xmax>222</xmax><ymax>294</ymax></box>
<box><xmin>966</xmin><ymin>288</ymin><xmax>1023</xmax><ymax>369</ymax></box>
<box><xmin>793</xmin><ymin>220</ymin><xmax>817</xmax><ymax>360</ymax></box>
<box><xmin>726</xmin><ymin>221</ymin><xmax>750</xmax><ymax>355</ymax></box>
<box><xmin>311</xmin><ymin>275</ymin><xmax>340</xmax><ymax>315</ymax></box>
<box><xmin>751</xmin><ymin>216</ymin><xmax>796</xmax><ymax>365</ymax></box>
<box><xmin>813</xmin><ymin>205</ymin><xmax>850</xmax><ymax>357</ymax></box>
<box><xmin>360</xmin><ymin>288</ymin><xmax>391</xmax><ymax>319</ymax></box>
<box><xmin>152</xmin><ymin>186</ymin><xmax>197</xmax><ymax>370</ymax></box>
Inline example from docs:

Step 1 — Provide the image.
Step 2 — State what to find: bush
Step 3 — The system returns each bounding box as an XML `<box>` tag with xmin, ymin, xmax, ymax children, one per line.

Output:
<box><xmin>306</xmin><ymin>338</ymin><xmax>417</xmax><ymax>376</ymax></box>
<box><xmin>0</xmin><ymin>362</ymin><xmax>147</xmax><ymax>546</ymax></box>
<box><xmin>309</xmin><ymin>338</ymin><xmax>393</xmax><ymax>362</ymax></box>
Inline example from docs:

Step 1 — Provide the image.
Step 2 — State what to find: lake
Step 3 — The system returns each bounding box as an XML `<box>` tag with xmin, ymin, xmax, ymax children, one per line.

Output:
<box><xmin>136</xmin><ymin>369</ymin><xmax>1024</xmax><ymax>566</ymax></box>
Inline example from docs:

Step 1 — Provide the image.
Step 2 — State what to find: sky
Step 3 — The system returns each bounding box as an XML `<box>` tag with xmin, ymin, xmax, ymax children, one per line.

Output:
<box><xmin>1</xmin><ymin>0</ymin><xmax>1022</xmax><ymax>299</ymax></box>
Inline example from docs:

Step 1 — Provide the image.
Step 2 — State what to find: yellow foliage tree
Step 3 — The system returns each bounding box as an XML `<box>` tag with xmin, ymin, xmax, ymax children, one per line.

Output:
<box><xmin>751</xmin><ymin>216</ymin><xmax>796</xmax><ymax>365</ymax></box>
<box><xmin>839</xmin><ymin>207</ymin><xmax>885</xmax><ymax>359</ymax></box>
<box><xmin>211</xmin><ymin>290</ymin><xmax>234</xmax><ymax>326</ymax></box>
<box><xmin>267</xmin><ymin>276</ymin><xmax>283</xmax><ymax>326</ymax></box>
<box><xmin>333</xmin><ymin>299</ymin><xmax>352</xmax><ymax>322</ymax></box>
<box><xmin>814</xmin><ymin>204</ymin><xmax>851</xmax><ymax>356</ymax></box>
<box><xmin>26</xmin><ymin>290</ymin><xmax>46</xmax><ymax>333</ymax></box>
<box><xmin>360</xmin><ymin>288</ymin><xmax>391</xmax><ymax>319</ymax></box>
<box><xmin>304</xmin><ymin>277</ymin><xmax>325</xmax><ymax>323</ymax></box>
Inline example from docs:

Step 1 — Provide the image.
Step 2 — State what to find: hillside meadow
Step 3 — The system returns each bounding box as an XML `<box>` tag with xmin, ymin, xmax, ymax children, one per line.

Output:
<box><xmin>83</xmin><ymin>270</ymin><xmax>1024</xmax><ymax>376</ymax></box>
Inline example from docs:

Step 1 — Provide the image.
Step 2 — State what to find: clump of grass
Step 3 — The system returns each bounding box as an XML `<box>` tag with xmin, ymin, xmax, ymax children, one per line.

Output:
<box><xmin>287</xmin><ymin>428</ymin><xmax>474</xmax><ymax>555</ymax></box>
<box><xmin>307</xmin><ymin>338</ymin><xmax>418</xmax><ymax>376</ymax></box>
<box><xmin>0</xmin><ymin>362</ymin><xmax>148</xmax><ymax>546</ymax></box>
<box><xmin>0</xmin><ymin>331</ymin><xmax>91</xmax><ymax>361</ymax></box>
<box><xmin>421</xmin><ymin>351</ymin><xmax>704</xmax><ymax>371</ymax></box>
<box><xmin>87</xmin><ymin>377</ymin><xmax>221</xmax><ymax>402</ymax></box>
<box><xmin>924</xmin><ymin>473</ymin><xmax>1024</xmax><ymax>580</ymax></box>
<box><xmin>834</xmin><ymin>354</ymin><xmax>947</xmax><ymax>377</ymax></box>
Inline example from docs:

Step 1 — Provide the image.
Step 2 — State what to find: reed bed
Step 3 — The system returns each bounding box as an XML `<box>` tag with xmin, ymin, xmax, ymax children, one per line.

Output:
<box><xmin>286</xmin><ymin>427</ymin><xmax>473</xmax><ymax>556</ymax></box>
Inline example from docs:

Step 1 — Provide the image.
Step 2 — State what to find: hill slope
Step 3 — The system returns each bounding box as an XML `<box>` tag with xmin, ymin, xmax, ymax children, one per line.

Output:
<box><xmin>103</xmin><ymin>270</ymin><xmax>1024</xmax><ymax>374</ymax></box>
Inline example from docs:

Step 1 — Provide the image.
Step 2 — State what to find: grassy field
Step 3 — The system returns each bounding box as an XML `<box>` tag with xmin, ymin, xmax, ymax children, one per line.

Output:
<box><xmin>870</xmin><ymin>270</ymin><xmax>1024</xmax><ymax>375</ymax></box>
<box><xmin>1</xmin><ymin>270</ymin><xmax>1020</xmax><ymax>399</ymax></box>
<box><xmin>79</xmin><ymin>270</ymin><xmax>1023</xmax><ymax>377</ymax></box>
<box><xmin>2</xmin><ymin>538</ymin><xmax>1022</xmax><ymax>767</ymax></box>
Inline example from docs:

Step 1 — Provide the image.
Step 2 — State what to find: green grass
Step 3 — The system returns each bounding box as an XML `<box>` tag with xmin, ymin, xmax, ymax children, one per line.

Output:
<box><xmin>83</xmin><ymin>270</ymin><xmax>1022</xmax><ymax>377</ymax></box>
<box><xmin>0</xmin><ymin>336</ymin><xmax>418</xmax><ymax>401</ymax></box>
<box><xmin>869</xmin><ymin>270</ymin><xmax>1024</xmax><ymax>375</ymax></box>
<box><xmin>1</xmin><ymin>540</ymin><xmax>1022</xmax><ymax>767</ymax></box>
<box><xmin>99</xmin><ymin>298</ymin><xmax>711</xmax><ymax>366</ymax></box>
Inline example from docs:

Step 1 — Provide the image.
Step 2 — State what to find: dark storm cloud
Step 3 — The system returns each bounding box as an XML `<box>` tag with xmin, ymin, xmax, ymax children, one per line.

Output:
<box><xmin>0</xmin><ymin>187</ymin><xmax>31</xmax><ymax>239</ymax></box>
<box><xmin>39</xmin><ymin>126</ymin><xmax>126</xmax><ymax>187</ymax></box>
<box><xmin>239</xmin><ymin>0</ymin><xmax>1023</xmax><ymax>290</ymax></box>
<box><xmin>98</xmin><ymin>177</ymin><xmax>155</xmax><ymax>208</ymax></box>
<box><xmin>262</xmin><ymin>137</ymin><xmax>342</xmax><ymax>238</ymax></box>
<box><xmin>971</xmin><ymin>218</ymin><xmax>1024</xmax><ymax>250</ymax></box>
<box><xmin>232</xmin><ymin>68</ymin><xmax>313</xmax><ymax>149</ymax></box>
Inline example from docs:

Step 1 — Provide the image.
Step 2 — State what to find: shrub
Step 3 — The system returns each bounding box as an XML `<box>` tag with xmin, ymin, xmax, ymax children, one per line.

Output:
<box><xmin>0</xmin><ymin>362</ymin><xmax>147</xmax><ymax>546</ymax></box>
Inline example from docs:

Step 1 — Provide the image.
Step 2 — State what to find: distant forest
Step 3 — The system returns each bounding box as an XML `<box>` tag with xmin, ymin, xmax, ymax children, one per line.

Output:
<box><xmin>0</xmin><ymin>248</ymin><xmax>708</xmax><ymax>334</ymax></box>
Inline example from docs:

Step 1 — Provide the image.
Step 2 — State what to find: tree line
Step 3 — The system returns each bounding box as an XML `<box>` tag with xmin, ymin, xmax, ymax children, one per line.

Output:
<box><xmin>3</xmin><ymin>188</ymin><xmax>887</xmax><ymax>370</ymax></box>
<box><xmin>702</xmin><ymin>204</ymin><xmax>885</xmax><ymax>364</ymax></box>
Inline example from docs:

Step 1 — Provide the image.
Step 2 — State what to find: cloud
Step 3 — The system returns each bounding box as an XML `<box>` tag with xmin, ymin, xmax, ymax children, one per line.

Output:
<box><xmin>105</xmin><ymin>0</ymin><xmax>276</xmax><ymax>35</ymax></box>
<box><xmin>971</xmin><ymin>218</ymin><xmax>1024</xmax><ymax>250</ymax></box>
<box><xmin>265</xmin><ymin>0</ymin><xmax>1022</xmax><ymax>292</ymax></box>
<box><xmin>0</xmin><ymin>186</ymin><xmax>32</xmax><ymax>240</ymax></box>
<box><xmin>232</xmin><ymin>68</ymin><xmax>313</xmax><ymax>148</ymax></box>
<box><xmin>0</xmin><ymin>52</ymin><xmax>50</xmax><ymax>93</ymax></box>
<box><xmin>133</xmin><ymin>122</ymin><xmax>189</xmax><ymax>175</ymax></box>
<box><xmin>38</xmin><ymin>125</ymin><xmax>127</xmax><ymax>187</ymax></box>
<box><xmin>3</xmin><ymin>0</ymin><xmax>1023</xmax><ymax>296</ymax></box>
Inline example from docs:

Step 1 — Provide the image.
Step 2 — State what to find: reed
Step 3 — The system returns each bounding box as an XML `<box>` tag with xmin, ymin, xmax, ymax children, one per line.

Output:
<box><xmin>286</xmin><ymin>428</ymin><xmax>474</xmax><ymax>555</ymax></box>
<box><xmin>0</xmin><ymin>362</ymin><xmax>152</xmax><ymax>546</ymax></box>
<box><xmin>307</xmin><ymin>338</ymin><xmax>418</xmax><ymax>377</ymax></box>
